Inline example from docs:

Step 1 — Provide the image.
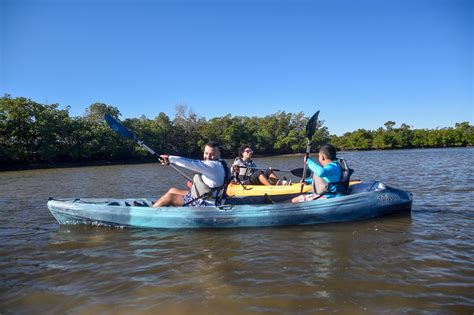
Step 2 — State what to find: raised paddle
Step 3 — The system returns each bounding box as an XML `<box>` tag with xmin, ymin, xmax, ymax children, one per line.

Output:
<box><xmin>301</xmin><ymin>110</ymin><xmax>320</xmax><ymax>184</ymax></box>
<box><xmin>104</xmin><ymin>113</ymin><xmax>193</xmax><ymax>182</ymax></box>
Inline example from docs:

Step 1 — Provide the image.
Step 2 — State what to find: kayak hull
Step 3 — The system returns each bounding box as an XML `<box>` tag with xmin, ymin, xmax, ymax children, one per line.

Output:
<box><xmin>47</xmin><ymin>181</ymin><xmax>412</xmax><ymax>229</ymax></box>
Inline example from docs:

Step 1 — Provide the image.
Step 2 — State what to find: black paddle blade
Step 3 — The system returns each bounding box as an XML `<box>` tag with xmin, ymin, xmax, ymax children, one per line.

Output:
<box><xmin>290</xmin><ymin>168</ymin><xmax>313</xmax><ymax>178</ymax></box>
<box><xmin>306</xmin><ymin>110</ymin><xmax>320</xmax><ymax>140</ymax></box>
<box><xmin>104</xmin><ymin>113</ymin><xmax>136</xmax><ymax>141</ymax></box>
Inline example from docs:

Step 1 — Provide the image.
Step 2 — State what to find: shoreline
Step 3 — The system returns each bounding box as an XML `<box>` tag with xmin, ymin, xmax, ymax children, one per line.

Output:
<box><xmin>1</xmin><ymin>147</ymin><xmax>471</xmax><ymax>172</ymax></box>
<box><xmin>0</xmin><ymin>159</ymin><xmax>156</xmax><ymax>172</ymax></box>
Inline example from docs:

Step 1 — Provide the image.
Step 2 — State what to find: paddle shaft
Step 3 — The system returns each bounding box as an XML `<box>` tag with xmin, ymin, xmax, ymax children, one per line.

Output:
<box><xmin>301</xmin><ymin>140</ymin><xmax>312</xmax><ymax>181</ymax></box>
<box><xmin>104</xmin><ymin>114</ymin><xmax>193</xmax><ymax>182</ymax></box>
<box><xmin>136</xmin><ymin>141</ymin><xmax>193</xmax><ymax>182</ymax></box>
<box><xmin>301</xmin><ymin>110</ymin><xmax>320</xmax><ymax>183</ymax></box>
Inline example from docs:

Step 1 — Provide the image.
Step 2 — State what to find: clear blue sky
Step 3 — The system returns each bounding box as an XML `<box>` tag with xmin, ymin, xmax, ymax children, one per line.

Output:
<box><xmin>1</xmin><ymin>0</ymin><xmax>472</xmax><ymax>135</ymax></box>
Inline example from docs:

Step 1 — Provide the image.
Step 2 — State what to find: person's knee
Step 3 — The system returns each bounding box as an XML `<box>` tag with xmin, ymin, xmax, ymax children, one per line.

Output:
<box><xmin>167</xmin><ymin>187</ymin><xmax>179</xmax><ymax>194</ymax></box>
<box><xmin>259</xmin><ymin>174</ymin><xmax>271</xmax><ymax>186</ymax></box>
<box><xmin>170</xmin><ymin>193</ymin><xmax>184</xmax><ymax>206</ymax></box>
<box><xmin>168</xmin><ymin>187</ymin><xmax>188</xmax><ymax>196</ymax></box>
<box><xmin>153</xmin><ymin>192</ymin><xmax>183</xmax><ymax>207</ymax></box>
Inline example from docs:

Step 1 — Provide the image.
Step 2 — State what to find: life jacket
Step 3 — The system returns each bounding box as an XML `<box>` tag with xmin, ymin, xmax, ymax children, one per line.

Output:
<box><xmin>234</xmin><ymin>157</ymin><xmax>256</xmax><ymax>179</ymax></box>
<box><xmin>190</xmin><ymin>159</ymin><xmax>231</xmax><ymax>199</ymax></box>
<box><xmin>312</xmin><ymin>158</ymin><xmax>354</xmax><ymax>196</ymax></box>
<box><xmin>312</xmin><ymin>175</ymin><xmax>329</xmax><ymax>195</ymax></box>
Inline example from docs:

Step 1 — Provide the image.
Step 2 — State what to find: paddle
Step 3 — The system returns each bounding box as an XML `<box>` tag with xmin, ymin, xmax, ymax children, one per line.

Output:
<box><xmin>236</xmin><ymin>166</ymin><xmax>312</xmax><ymax>178</ymax></box>
<box><xmin>291</xmin><ymin>167</ymin><xmax>312</xmax><ymax>178</ymax></box>
<box><xmin>301</xmin><ymin>110</ymin><xmax>320</xmax><ymax>183</ymax></box>
<box><xmin>104</xmin><ymin>113</ymin><xmax>193</xmax><ymax>182</ymax></box>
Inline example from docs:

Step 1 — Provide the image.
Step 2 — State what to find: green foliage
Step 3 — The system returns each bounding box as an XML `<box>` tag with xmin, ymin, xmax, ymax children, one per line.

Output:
<box><xmin>1</xmin><ymin>94</ymin><xmax>472</xmax><ymax>167</ymax></box>
<box><xmin>332</xmin><ymin>121</ymin><xmax>474</xmax><ymax>150</ymax></box>
<box><xmin>1</xmin><ymin>95</ymin><xmax>74</xmax><ymax>163</ymax></box>
<box><xmin>340</xmin><ymin>129</ymin><xmax>372</xmax><ymax>150</ymax></box>
<box><xmin>84</xmin><ymin>102</ymin><xmax>121</xmax><ymax>122</ymax></box>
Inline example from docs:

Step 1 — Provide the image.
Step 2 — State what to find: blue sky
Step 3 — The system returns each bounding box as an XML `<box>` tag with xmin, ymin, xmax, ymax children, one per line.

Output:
<box><xmin>1</xmin><ymin>0</ymin><xmax>472</xmax><ymax>135</ymax></box>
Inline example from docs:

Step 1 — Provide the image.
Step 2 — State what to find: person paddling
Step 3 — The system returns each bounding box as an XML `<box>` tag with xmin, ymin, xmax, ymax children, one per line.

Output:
<box><xmin>292</xmin><ymin>144</ymin><xmax>344</xmax><ymax>202</ymax></box>
<box><xmin>152</xmin><ymin>142</ymin><xmax>229</xmax><ymax>207</ymax></box>
<box><xmin>232</xmin><ymin>144</ymin><xmax>279</xmax><ymax>186</ymax></box>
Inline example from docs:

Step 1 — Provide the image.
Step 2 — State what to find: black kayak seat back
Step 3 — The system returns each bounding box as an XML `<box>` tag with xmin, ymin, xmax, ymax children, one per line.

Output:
<box><xmin>339</xmin><ymin>158</ymin><xmax>354</xmax><ymax>190</ymax></box>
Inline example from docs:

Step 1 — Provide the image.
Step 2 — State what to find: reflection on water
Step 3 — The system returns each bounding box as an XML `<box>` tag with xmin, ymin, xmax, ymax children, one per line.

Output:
<box><xmin>0</xmin><ymin>148</ymin><xmax>473</xmax><ymax>313</ymax></box>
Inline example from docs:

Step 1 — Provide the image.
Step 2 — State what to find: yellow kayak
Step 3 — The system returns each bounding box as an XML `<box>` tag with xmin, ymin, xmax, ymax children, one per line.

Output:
<box><xmin>226</xmin><ymin>180</ymin><xmax>362</xmax><ymax>197</ymax></box>
<box><xmin>226</xmin><ymin>182</ymin><xmax>312</xmax><ymax>197</ymax></box>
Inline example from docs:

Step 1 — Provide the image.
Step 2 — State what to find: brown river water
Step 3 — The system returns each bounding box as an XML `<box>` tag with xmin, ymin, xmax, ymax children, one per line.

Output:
<box><xmin>1</xmin><ymin>148</ymin><xmax>473</xmax><ymax>314</ymax></box>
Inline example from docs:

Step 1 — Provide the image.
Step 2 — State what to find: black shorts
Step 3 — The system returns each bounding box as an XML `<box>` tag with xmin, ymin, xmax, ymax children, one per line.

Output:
<box><xmin>243</xmin><ymin>169</ymin><xmax>271</xmax><ymax>185</ymax></box>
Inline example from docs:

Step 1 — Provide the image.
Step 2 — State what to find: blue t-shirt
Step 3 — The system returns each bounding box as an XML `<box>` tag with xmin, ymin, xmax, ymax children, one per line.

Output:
<box><xmin>306</xmin><ymin>158</ymin><xmax>342</xmax><ymax>196</ymax></box>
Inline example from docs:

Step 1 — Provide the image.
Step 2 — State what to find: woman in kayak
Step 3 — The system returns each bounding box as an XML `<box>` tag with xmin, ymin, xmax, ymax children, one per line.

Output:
<box><xmin>232</xmin><ymin>144</ymin><xmax>279</xmax><ymax>186</ymax></box>
<box><xmin>293</xmin><ymin>144</ymin><xmax>343</xmax><ymax>202</ymax></box>
<box><xmin>152</xmin><ymin>142</ymin><xmax>230</xmax><ymax>207</ymax></box>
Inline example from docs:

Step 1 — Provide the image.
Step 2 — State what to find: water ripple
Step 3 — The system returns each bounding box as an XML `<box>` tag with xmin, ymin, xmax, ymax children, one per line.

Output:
<box><xmin>1</xmin><ymin>148</ymin><xmax>473</xmax><ymax>313</ymax></box>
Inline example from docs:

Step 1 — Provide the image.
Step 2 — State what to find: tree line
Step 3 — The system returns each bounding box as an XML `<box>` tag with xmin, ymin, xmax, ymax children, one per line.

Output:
<box><xmin>1</xmin><ymin>95</ymin><xmax>472</xmax><ymax>167</ymax></box>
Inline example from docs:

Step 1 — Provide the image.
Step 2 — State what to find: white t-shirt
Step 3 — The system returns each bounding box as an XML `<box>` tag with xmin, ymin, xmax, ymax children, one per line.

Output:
<box><xmin>168</xmin><ymin>156</ymin><xmax>225</xmax><ymax>188</ymax></box>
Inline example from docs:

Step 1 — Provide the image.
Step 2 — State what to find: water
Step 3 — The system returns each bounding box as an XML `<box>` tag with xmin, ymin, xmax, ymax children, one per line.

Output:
<box><xmin>1</xmin><ymin>148</ymin><xmax>473</xmax><ymax>314</ymax></box>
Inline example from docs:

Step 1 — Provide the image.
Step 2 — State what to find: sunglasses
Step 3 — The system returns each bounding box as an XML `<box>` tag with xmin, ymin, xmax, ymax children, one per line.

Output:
<box><xmin>244</xmin><ymin>149</ymin><xmax>253</xmax><ymax>153</ymax></box>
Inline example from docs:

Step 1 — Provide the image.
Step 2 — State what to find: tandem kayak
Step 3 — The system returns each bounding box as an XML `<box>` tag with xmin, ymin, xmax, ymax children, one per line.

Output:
<box><xmin>47</xmin><ymin>181</ymin><xmax>412</xmax><ymax>229</ymax></box>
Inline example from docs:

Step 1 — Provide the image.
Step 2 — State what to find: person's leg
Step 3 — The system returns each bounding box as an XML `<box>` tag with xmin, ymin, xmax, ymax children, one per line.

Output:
<box><xmin>291</xmin><ymin>195</ymin><xmax>303</xmax><ymax>203</ymax></box>
<box><xmin>249</xmin><ymin>171</ymin><xmax>263</xmax><ymax>185</ymax></box>
<box><xmin>291</xmin><ymin>193</ymin><xmax>318</xmax><ymax>203</ymax></box>
<box><xmin>152</xmin><ymin>188</ymin><xmax>187</xmax><ymax>207</ymax></box>
<box><xmin>261</xmin><ymin>169</ymin><xmax>278</xmax><ymax>185</ymax></box>
<box><xmin>268</xmin><ymin>172</ymin><xmax>279</xmax><ymax>185</ymax></box>
<box><xmin>257</xmin><ymin>173</ymin><xmax>272</xmax><ymax>186</ymax></box>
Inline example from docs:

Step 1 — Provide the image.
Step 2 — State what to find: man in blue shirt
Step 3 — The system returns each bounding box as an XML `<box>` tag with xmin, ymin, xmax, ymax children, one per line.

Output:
<box><xmin>293</xmin><ymin>144</ymin><xmax>343</xmax><ymax>202</ymax></box>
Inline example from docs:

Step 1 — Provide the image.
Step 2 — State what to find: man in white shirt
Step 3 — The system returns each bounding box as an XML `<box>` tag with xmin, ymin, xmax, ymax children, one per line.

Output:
<box><xmin>152</xmin><ymin>142</ymin><xmax>227</xmax><ymax>207</ymax></box>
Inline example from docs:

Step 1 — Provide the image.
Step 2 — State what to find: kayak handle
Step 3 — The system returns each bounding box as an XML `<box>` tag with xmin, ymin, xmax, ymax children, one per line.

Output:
<box><xmin>217</xmin><ymin>205</ymin><xmax>235</xmax><ymax>211</ymax></box>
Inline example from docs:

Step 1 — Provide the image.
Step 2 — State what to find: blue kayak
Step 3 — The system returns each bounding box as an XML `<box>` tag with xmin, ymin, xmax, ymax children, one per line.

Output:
<box><xmin>47</xmin><ymin>181</ymin><xmax>412</xmax><ymax>229</ymax></box>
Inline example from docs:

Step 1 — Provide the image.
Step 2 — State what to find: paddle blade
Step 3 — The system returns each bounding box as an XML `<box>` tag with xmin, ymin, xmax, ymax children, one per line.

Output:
<box><xmin>104</xmin><ymin>113</ymin><xmax>136</xmax><ymax>141</ymax></box>
<box><xmin>306</xmin><ymin>110</ymin><xmax>320</xmax><ymax>140</ymax></box>
<box><xmin>291</xmin><ymin>168</ymin><xmax>313</xmax><ymax>178</ymax></box>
